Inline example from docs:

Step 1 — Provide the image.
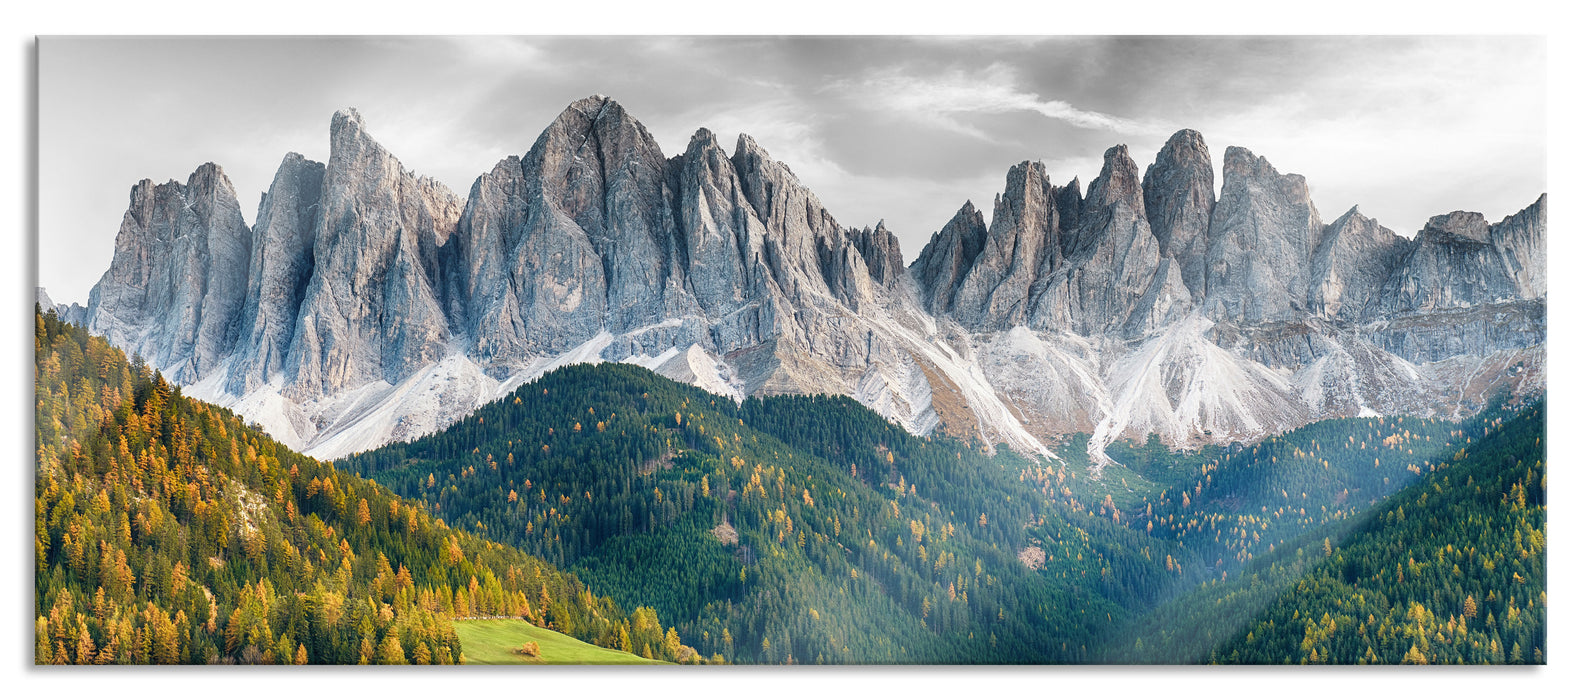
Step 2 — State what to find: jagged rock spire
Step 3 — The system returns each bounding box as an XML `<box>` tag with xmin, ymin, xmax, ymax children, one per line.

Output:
<box><xmin>1142</xmin><ymin>129</ymin><xmax>1215</xmax><ymax>302</ymax></box>
<box><xmin>86</xmin><ymin>162</ymin><xmax>251</xmax><ymax>384</ymax></box>
<box><xmin>1203</xmin><ymin>146</ymin><xmax>1324</xmax><ymax>324</ymax></box>
<box><xmin>283</xmin><ymin>108</ymin><xmax>463</xmax><ymax>400</ymax></box>
<box><xmin>1307</xmin><ymin>205</ymin><xmax>1409</xmax><ymax>322</ymax></box>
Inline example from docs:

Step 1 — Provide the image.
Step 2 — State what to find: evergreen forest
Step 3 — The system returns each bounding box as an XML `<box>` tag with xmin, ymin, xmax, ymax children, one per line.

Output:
<box><xmin>33</xmin><ymin>308</ymin><xmax>700</xmax><ymax>665</ymax></box>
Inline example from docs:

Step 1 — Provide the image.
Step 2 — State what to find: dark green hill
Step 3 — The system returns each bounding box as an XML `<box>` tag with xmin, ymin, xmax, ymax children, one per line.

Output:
<box><xmin>343</xmin><ymin>356</ymin><xmax>1546</xmax><ymax>665</ymax></box>
<box><xmin>345</xmin><ymin>362</ymin><xmax>1177</xmax><ymax>663</ymax></box>
<box><xmin>33</xmin><ymin>308</ymin><xmax>686</xmax><ymax>665</ymax></box>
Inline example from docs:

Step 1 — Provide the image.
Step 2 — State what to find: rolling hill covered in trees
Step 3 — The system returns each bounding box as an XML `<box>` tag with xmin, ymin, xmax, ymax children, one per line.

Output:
<box><xmin>341</xmin><ymin>356</ymin><xmax>1546</xmax><ymax>664</ymax></box>
<box><xmin>1208</xmin><ymin>401</ymin><xmax>1545</xmax><ymax>664</ymax></box>
<box><xmin>344</xmin><ymin>362</ymin><xmax>1153</xmax><ymax>663</ymax></box>
<box><xmin>32</xmin><ymin>308</ymin><xmax>697</xmax><ymax>665</ymax></box>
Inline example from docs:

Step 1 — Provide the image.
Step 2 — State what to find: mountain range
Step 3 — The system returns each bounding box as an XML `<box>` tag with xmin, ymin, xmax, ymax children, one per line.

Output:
<box><xmin>55</xmin><ymin>95</ymin><xmax>1546</xmax><ymax>463</ymax></box>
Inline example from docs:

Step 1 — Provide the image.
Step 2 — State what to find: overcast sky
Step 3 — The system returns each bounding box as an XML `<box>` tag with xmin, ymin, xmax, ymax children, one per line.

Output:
<box><xmin>38</xmin><ymin>35</ymin><xmax>1545</xmax><ymax>305</ymax></box>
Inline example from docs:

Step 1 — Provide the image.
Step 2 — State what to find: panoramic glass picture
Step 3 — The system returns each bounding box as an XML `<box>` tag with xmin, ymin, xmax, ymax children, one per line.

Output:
<box><xmin>34</xmin><ymin>36</ymin><xmax>1545</xmax><ymax>665</ymax></box>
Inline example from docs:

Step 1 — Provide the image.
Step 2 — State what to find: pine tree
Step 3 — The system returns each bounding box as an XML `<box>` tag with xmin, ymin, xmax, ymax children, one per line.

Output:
<box><xmin>377</xmin><ymin>634</ymin><xmax>406</xmax><ymax>665</ymax></box>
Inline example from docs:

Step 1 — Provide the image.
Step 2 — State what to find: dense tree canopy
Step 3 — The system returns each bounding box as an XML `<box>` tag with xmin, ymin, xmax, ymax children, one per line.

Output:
<box><xmin>33</xmin><ymin>308</ymin><xmax>694</xmax><ymax>665</ymax></box>
<box><xmin>1210</xmin><ymin>402</ymin><xmax>1545</xmax><ymax>664</ymax></box>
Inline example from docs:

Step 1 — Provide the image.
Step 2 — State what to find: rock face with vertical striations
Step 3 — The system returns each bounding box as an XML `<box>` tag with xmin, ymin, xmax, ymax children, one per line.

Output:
<box><xmin>86</xmin><ymin>163</ymin><xmax>251</xmax><ymax>384</ymax></box>
<box><xmin>75</xmin><ymin>97</ymin><xmax>1545</xmax><ymax>465</ymax></box>
<box><xmin>1307</xmin><ymin>206</ymin><xmax>1410</xmax><ymax>322</ymax></box>
<box><xmin>1203</xmin><ymin>146</ymin><xmax>1325</xmax><ymax>324</ymax></box>
<box><xmin>1490</xmin><ymin>194</ymin><xmax>1547</xmax><ymax>300</ymax></box>
<box><xmin>1142</xmin><ymin>129</ymin><xmax>1215</xmax><ymax>302</ymax></box>
<box><xmin>1366</xmin><ymin>195</ymin><xmax>1547</xmax><ymax>363</ymax></box>
<box><xmin>226</xmin><ymin>153</ymin><xmax>325</xmax><ymax>394</ymax></box>
<box><xmin>1379</xmin><ymin>210</ymin><xmax>1514</xmax><ymax>313</ymax></box>
<box><xmin>947</xmin><ymin>161</ymin><xmax>1060</xmax><ymax>330</ymax></box>
<box><xmin>911</xmin><ymin>202</ymin><xmax>988</xmax><ymax>315</ymax></box>
<box><xmin>1031</xmin><ymin>144</ymin><xmax>1190</xmax><ymax>338</ymax></box>
<box><xmin>283</xmin><ymin>108</ymin><xmax>463</xmax><ymax>401</ymax></box>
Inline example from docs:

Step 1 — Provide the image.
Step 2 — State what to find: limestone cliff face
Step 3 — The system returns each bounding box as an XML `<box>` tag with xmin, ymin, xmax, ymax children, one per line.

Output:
<box><xmin>227</xmin><ymin>153</ymin><xmax>325</xmax><ymax>394</ymax></box>
<box><xmin>913</xmin><ymin>145</ymin><xmax>1190</xmax><ymax>340</ymax></box>
<box><xmin>948</xmin><ymin>161</ymin><xmax>1060</xmax><ymax>330</ymax></box>
<box><xmin>1031</xmin><ymin>144</ymin><xmax>1190</xmax><ymax>338</ymax></box>
<box><xmin>911</xmin><ymin>201</ymin><xmax>988</xmax><ymax>316</ymax></box>
<box><xmin>283</xmin><ymin>109</ymin><xmax>463</xmax><ymax>401</ymax></box>
<box><xmin>1142</xmin><ymin>129</ymin><xmax>1214</xmax><ymax>303</ymax></box>
<box><xmin>1490</xmin><ymin>194</ymin><xmax>1546</xmax><ymax>300</ymax></box>
<box><xmin>1203</xmin><ymin>146</ymin><xmax>1325</xmax><ymax>324</ymax></box>
<box><xmin>78</xmin><ymin>98</ymin><xmax>1546</xmax><ymax>462</ymax></box>
<box><xmin>1366</xmin><ymin>195</ymin><xmax>1548</xmax><ymax>363</ymax></box>
<box><xmin>86</xmin><ymin>163</ymin><xmax>251</xmax><ymax>385</ymax></box>
<box><xmin>1307</xmin><ymin>206</ymin><xmax>1410</xmax><ymax>323</ymax></box>
<box><xmin>1379</xmin><ymin>210</ymin><xmax>1515</xmax><ymax>313</ymax></box>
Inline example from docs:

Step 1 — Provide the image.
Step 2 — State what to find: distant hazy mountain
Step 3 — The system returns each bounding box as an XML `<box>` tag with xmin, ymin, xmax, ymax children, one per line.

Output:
<box><xmin>74</xmin><ymin>96</ymin><xmax>1545</xmax><ymax>462</ymax></box>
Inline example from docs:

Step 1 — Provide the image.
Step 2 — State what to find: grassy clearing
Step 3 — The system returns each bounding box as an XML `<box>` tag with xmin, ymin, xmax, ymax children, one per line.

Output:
<box><xmin>452</xmin><ymin>618</ymin><xmax>668</xmax><ymax>665</ymax></box>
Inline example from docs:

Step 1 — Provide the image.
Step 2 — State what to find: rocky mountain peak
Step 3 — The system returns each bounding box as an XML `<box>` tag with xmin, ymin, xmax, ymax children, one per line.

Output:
<box><xmin>1222</xmin><ymin>145</ymin><xmax>1268</xmax><ymax>180</ymax></box>
<box><xmin>1420</xmin><ymin>211</ymin><xmax>1493</xmax><ymax>245</ymax></box>
<box><xmin>1157</xmin><ymin>128</ymin><xmax>1209</xmax><ymax>160</ymax></box>
<box><xmin>1142</xmin><ymin>128</ymin><xmax>1214</xmax><ymax>302</ymax></box>
<box><xmin>1308</xmin><ymin>205</ymin><xmax>1408</xmax><ymax>322</ymax></box>
<box><xmin>1044</xmin><ymin>142</ymin><xmax>1189</xmax><ymax>337</ymax></box>
<box><xmin>87</xmin><ymin>161</ymin><xmax>251</xmax><ymax>385</ymax></box>
<box><xmin>283</xmin><ymin>109</ymin><xmax>462</xmax><ymax>400</ymax></box>
<box><xmin>74</xmin><ymin>99</ymin><xmax>1547</xmax><ymax>465</ymax></box>
<box><xmin>731</xmin><ymin>132</ymin><xmax>809</xmax><ymax>227</ymax></box>
<box><xmin>910</xmin><ymin>201</ymin><xmax>988</xmax><ymax>315</ymax></box>
<box><xmin>1086</xmin><ymin>146</ymin><xmax>1143</xmax><ymax>212</ymax></box>
<box><xmin>226</xmin><ymin>151</ymin><xmax>327</xmax><ymax>394</ymax></box>
<box><xmin>1008</xmin><ymin>159</ymin><xmax>1049</xmax><ymax>190</ymax></box>
<box><xmin>852</xmin><ymin>220</ymin><xmax>906</xmax><ymax>287</ymax></box>
<box><xmin>330</xmin><ymin>107</ymin><xmax>365</xmax><ymax>138</ymax></box>
<box><xmin>946</xmin><ymin>160</ymin><xmax>1057</xmax><ymax>328</ymax></box>
<box><xmin>529</xmin><ymin>95</ymin><xmax>668</xmax><ymax>189</ymax></box>
<box><xmin>733</xmin><ymin>132</ymin><xmax>773</xmax><ymax>165</ymax></box>
<box><xmin>187</xmin><ymin>161</ymin><xmax>237</xmax><ymax>199</ymax></box>
<box><xmin>688</xmin><ymin>126</ymin><xmax>719</xmax><ymax>149</ymax></box>
<box><xmin>1203</xmin><ymin>145</ymin><xmax>1324</xmax><ymax>324</ymax></box>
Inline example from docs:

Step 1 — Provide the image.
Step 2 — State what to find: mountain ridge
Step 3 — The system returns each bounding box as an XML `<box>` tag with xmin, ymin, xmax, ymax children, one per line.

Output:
<box><xmin>72</xmin><ymin>96</ymin><xmax>1546</xmax><ymax>464</ymax></box>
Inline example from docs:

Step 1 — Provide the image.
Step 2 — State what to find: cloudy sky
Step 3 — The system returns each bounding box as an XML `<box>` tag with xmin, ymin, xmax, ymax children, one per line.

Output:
<box><xmin>38</xmin><ymin>35</ymin><xmax>1545</xmax><ymax>305</ymax></box>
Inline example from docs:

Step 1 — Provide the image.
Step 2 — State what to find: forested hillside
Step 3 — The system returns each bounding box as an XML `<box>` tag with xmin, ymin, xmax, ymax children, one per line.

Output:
<box><xmin>345</xmin><ymin>363</ymin><xmax>1181</xmax><ymax>663</ymax></box>
<box><xmin>1097</xmin><ymin>399</ymin><xmax>1545</xmax><ymax>663</ymax></box>
<box><xmin>345</xmin><ymin>359</ymin><xmax>1544</xmax><ymax>665</ymax></box>
<box><xmin>33</xmin><ymin>308</ymin><xmax>694</xmax><ymax>665</ymax></box>
<box><xmin>1210</xmin><ymin>402</ymin><xmax>1545</xmax><ymax>664</ymax></box>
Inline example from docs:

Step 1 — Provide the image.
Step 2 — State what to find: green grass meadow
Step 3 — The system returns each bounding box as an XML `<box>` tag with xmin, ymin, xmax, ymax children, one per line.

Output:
<box><xmin>452</xmin><ymin>619</ymin><xmax>668</xmax><ymax>665</ymax></box>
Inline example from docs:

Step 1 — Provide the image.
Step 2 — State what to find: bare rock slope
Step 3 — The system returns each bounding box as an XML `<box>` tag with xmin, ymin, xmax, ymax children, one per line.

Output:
<box><xmin>78</xmin><ymin>102</ymin><xmax>1545</xmax><ymax>466</ymax></box>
